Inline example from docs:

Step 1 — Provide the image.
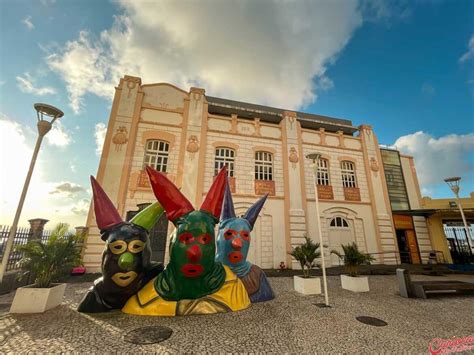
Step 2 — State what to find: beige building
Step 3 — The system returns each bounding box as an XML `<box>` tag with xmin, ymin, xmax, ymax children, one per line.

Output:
<box><xmin>82</xmin><ymin>75</ymin><xmax>436</xmax><ymax>272</ymax></box>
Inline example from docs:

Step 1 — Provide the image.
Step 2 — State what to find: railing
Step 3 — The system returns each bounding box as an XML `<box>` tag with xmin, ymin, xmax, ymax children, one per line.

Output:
<box><xmin>0</xmin><ymin>225</ymin><xmax>52</xmax><ymax>272</ymax></box>
<box><xmin>331</xmin><ymin>249</ymin><xmax>446</xmax><ymax>266</ymax></box>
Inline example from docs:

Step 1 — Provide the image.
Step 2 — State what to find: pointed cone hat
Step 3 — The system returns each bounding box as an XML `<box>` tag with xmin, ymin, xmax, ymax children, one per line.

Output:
<box><xmin>200</xmin><ymin>166</ymin><xmax>227</xmax><ymax>219</ymax></box>
<box><xmin>220</xmin><ymin>176</ymin><xmax>236</xmax><ymax>221</ymax></box>
<box><xmin>243</xmin><ymin>194</ymin><xmax>268</xmax><ymax>229</ymax></box>
<box><xmin>146</xmin><ymin>166</ymin><xmax>194</xmax><ymax>223</ymax></box>
<box><xmin>90</xmin><ymin>176</ymin><xmax>123</xmax><ymax>230</ymax></box>
<box><xmin>130</xmin><ymin>201</ymin><xmax>165</xmax><ymax>232</ymax></box>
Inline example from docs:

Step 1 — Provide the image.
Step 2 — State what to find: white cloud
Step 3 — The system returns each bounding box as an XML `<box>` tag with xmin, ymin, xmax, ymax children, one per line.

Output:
<box><xmin>95</xmin><ymin>122</ymin><xmax>107</xmax><ymax>156</ymax></box>
<box><xmin>47</xmin><ymin>1</ymin><xmax>363</xmax><ymax>112</ymax></box>
<box><xmin>421</xmin><ymin>83</ymin><xmax>435</xmax><ymax>96</ymax></box>
<box><xmin>49</xmin><ymin>182</ymin><xmax>85</xmax><ymax>196</ymax></box>
<box><xmin>459</xmin><ymin>35</ymin><xmax>474</xmax><ymax>63</ymax></box>
<box><xmin>0</xmin><ymin>116</ymin><xmax>89</xmax><ymax>228</ymax></box>
<box><xmin>22</xmin><ymin>15</ymin><xmax>34</xmax><ymax>30</ymax></box>
<box><xmin>16</xmin><ymin>72</ymin><xmax>57</xmax><ymax>96</ymax></box>
<box><xmin>45</xmin><ymin>121</ymin><xmax>72</xmax><ymax>147</ymax></box>
<box><xmin>393</xmin><ymin>131</ymin><xmax>474</xmax><ymax>190</ymax></box>
<box><xmin>359</xmin><ymin>0</ymin><xmax>411</xmax><ymax>24</ymax></box>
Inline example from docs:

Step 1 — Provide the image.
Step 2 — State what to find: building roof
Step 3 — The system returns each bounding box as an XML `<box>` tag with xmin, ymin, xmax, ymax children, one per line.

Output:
<box><xmin>206</xmin><ymin>95</ymin><xmax>359</xmax><ymax>135</ymax></box>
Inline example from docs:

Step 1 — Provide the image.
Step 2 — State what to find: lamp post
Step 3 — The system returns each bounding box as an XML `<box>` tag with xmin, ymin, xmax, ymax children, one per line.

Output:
<box><xmin>444</xmin><ymin>177</ymin><xmax>473</xmax><ymax>255</ymax></box>
<box><xmin>306</xmin><ymin>152</ymin><xmax>329</xmax><ymax>307</ymax></box>
<box><xmin>0</xmin><ymin>103</ymin><xmax>64</xmax><ymax>284</ymax></box>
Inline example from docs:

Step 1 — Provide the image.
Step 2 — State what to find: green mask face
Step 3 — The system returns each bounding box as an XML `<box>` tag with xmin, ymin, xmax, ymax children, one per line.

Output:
<box><xmin>146</xmin><ymin>166</ymin><xmax>229</xmax><ymax>301</ymax></box>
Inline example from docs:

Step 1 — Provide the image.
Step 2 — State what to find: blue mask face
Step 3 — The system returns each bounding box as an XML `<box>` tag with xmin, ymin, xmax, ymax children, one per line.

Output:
<box><xmin>216</xmin><ymin>218</ymin><xmax>252</xmax><ymax>277</ymax></box>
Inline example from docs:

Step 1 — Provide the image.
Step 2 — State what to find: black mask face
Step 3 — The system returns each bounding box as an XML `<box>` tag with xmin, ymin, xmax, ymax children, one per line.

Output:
<box><xmin>102</xmin><ymin>223</ymin><xmax>151</xmax><ymax>288</ymax></box>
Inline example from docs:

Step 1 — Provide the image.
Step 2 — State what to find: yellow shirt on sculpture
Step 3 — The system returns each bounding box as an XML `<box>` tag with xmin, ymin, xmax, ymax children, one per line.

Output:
<box><xmin>122</xmin><ymin>265</ymin><xmax>251</xmax><ymax>316</ymax></box>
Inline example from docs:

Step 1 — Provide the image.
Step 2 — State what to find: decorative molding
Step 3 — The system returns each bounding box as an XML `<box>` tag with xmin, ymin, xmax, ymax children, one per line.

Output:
<box><xmin>337</xmin><ymin>130</ymin><xmax>345</xmax><ymax>148</ymax></box>
<box><xmin>212</xmin><ymin>141</ymin><xmax>239</xmax><ymax>152</ymax></box>
<box><xmin>112</xmin><ymin>126</ymin><xmax>128</xmax><ymax>152</ymax></box>
<box><xmin>370</xmin><ymin>157</ymin><xmax>379</xmax><ymax>173</ymax></box>
<box><xmin>344</xmin><ymin>187</ymin><xmax>361</xmax><ymax>202</ymax></box>
<box><xmin>253</xmin><ymin>117</ymin><xmax>262</xmax><ymax>137</ymax></box>
<box><xmin>231</xmin><ymin>114</ymin><xmax>238</xmax><ymax>133</ymax></box>
<box><xmin>186</xmin><ymin>135</ymin><xmax>199</xmax><ymax>157</ymax></box>
<box><xmin>141</xmin><ymin>130</ymin><xmax>176</xmax><ymax>148</ymax></box>
<box><xmin>289</xmin><ymin>147</ymin><xmax>299</xmax><ymax>164</ymax></box>
<box><xmin>252</xmin><ymin>146</ymin><xmax>277</xmax><ymax>155</ymax></box>
<box><xmin>255</xmin><ymin>180</ymin><xmax>276</xmax><ymax>196</ymax></box>
<box><xmin>319</xmin><ymin>127</ymin><xmax>326</xmax><ymax>145</ymax></box>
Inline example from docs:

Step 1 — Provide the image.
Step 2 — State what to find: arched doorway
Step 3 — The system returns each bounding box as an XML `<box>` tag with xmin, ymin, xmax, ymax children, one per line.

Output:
<box><xmin>328</xmin><ymin>217</ymin><xmax>355</xmax><ymax>266</ymax></box>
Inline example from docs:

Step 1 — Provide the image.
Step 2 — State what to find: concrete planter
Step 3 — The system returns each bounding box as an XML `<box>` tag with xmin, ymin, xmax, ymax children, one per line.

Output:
<box><xmin>341</xmin><ymin>275</ymin><xmax>369</xmax><ymax>292</ymax></box>
<box><xmin>10</xmin><ymin>283</ymin><xmax>66</xmax><ymax>313</ymax></box>
<box><xmin>294</xmin><ymin>275</ymin><xmax>321</xmax><ymax>295</ymax></box>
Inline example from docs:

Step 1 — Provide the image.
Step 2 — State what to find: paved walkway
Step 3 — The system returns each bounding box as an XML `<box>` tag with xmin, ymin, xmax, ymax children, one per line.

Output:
<box><xmin>0</xmin><ymin>274</ymin><xmax>473</xmax><ymax>353</ymax></box>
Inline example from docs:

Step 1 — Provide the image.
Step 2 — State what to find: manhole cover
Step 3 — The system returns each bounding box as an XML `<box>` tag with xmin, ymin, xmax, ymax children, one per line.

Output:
<box><xmin>356</xmin><ymin>316</ymin><xmax>387</xmax><ymax>327</ymax></box>
<box><xmin>123</xmin><ymin>326</ymin><xmax>173</xmax><ymax>344</ymax></box>
<box><xmin>313</xmin><ymin>303</ymin><xmax>332</xmax><ymax>308</ymax></box>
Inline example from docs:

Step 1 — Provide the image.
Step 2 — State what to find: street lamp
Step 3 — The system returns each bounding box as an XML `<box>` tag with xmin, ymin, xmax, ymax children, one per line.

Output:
<box><xmin>444</xmin><ymin>177</ymin><xmax>473</xmax><ymax>254</ymax></box>
<box><xmin>0</xmin><ymin>103</ymin><xmax>64</xmax><ymax>283</ymax></box>
<box><xmin>306</xmin><ymin>152</ymin><xmax>329</xmax><ymax>307</ymax></box>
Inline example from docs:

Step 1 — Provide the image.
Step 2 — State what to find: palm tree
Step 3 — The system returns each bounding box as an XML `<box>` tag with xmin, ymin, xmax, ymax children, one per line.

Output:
<box><xmin>289</xmin><ymin>235</ymin><xmax>321</xmax><ymax>278</ymax></box>
<box><xmin>16</xmin><ymin>223</ymin><xmax>83</xmax><ymax>288</ymax></box>
<box><xmin>331</xmin><ymin>242</ymin><xmax>374</xmax><ymax>277</ymax></box>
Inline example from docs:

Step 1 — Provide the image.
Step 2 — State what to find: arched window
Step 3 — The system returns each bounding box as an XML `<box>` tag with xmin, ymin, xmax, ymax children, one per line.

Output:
<box><xmin>143</xmin><ymin>140</ymin><xmax>169</xmax><ymax>172</ymax></box>
<box><xmin>215</xmin><ymin>147</ymin><xmax>235</xmax><ymax>177</ymax></box>
<box><xmin>330</xmin><ymin>217</ymin><xmax>349</xmax><ymax>228</ymax></box>
<box><xmin>255</xmin><ymin>151</ymin><xmax>273</xmax><ymax>180</ymax></box>
<box><xmin>341</xmin><ymin>161</ymin><xmax>357</xmax><ymax>188</ymax></box>
<box><xmin>317</xmin><ymin>158</ymin><xmax>330</xmax><ymax>185</ymax></box>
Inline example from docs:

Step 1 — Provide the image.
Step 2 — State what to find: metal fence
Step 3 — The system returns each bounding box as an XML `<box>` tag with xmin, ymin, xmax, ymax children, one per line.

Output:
<box><xmin>0</xmin><ymin>225</ymin><xmax>52</xmax><ymax>272</ymax></box>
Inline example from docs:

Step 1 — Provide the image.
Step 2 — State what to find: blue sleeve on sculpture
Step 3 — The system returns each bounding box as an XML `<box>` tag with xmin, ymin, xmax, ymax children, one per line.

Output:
<box><xmin>249</xmin><ymin>271</ymin><xmax>275</xmax><ymax>303</ymax></box>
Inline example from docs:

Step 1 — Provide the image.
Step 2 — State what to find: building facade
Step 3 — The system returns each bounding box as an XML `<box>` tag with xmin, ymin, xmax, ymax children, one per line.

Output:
<box><xmin>81</xmin><ymin>75</ymin><xmax>435</xmax><ymax>272</ymax></box>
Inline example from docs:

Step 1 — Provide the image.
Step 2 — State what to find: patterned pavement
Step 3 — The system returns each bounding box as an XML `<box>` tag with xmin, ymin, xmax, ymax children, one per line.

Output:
<box><xmin>0</xmin><ymin>274</ymin><xmax>473</xmax><ymax>353</ymax></box>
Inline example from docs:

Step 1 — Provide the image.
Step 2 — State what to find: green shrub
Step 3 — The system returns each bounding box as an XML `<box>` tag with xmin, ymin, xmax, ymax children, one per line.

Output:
<box><xmin>331</xmin><ymin>242</ymin><xmax>374</xmax><ymax>277</ymax></box>
<box><xmin>16</xmin><ymin>223</ymin><xmax>83</xmax><ymax>288</ymax></box>
<box><xmin>288</xmin><ymin>235</ymin><xmax>321</xmax><ymax>278</ymax></box>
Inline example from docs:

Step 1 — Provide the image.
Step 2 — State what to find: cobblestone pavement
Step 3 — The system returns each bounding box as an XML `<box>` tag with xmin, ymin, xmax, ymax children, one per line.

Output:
<box><xmin>0</xmin><ymin>274</ymin><xmax>473</xmax><ymax>353</ymax></box>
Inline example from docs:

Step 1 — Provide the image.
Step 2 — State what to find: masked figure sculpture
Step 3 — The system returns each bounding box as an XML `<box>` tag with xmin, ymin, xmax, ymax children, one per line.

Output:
<box><xmin>122</xmin><ymin>166</ymin><xmax>250</xmax><ymax>316</ymax></box>
<box><xmin>77</xmin><ymin>177</ymin><xmax>165</xmax><ymax>313</ymax></box>
<box><xmin>216</xmin><ymin>180</ymin><xmax>274</xmax><ymax>302</ymax></box>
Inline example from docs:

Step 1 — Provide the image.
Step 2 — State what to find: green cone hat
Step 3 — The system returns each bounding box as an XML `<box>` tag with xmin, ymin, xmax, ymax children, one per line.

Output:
<box><xmin>130</xmin><ymin>201</ymin><xmax>164</xmax><ymax>232</ymax></box>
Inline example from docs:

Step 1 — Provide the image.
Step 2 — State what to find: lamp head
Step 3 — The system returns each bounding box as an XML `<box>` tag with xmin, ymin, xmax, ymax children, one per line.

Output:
<box><xmin>34</xmin><ymin>103</ymin><xmax>64</xmax><ymax>125</ymax></box>
<box><xmin>444</xmin><ymin>177</ymin><xmax>461</xmax><ymax>195</ymax></box>
<box><xmin>305</xmin><ymin>153</ymin><xmax>321</xmax><ymax>163</ymax></box>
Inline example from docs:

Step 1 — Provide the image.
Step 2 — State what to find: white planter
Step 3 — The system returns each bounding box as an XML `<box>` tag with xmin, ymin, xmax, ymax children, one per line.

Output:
<box><xmin>10</xmin><ymin>283</ymin><xmax>66</xmax><ymax>313</ymax></box>
<box><xmin>340</xmin><ymin>275</ymin><xmax>369</xmax><ymax>292</ymax></box>
<box><xmin>294</xmin><ymin>275</ymin><xmax>321</xmax><ymax>295</ymax></box>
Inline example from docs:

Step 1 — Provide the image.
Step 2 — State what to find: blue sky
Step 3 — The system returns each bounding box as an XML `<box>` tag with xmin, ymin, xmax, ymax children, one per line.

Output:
<box><xmin>0</xmin><ymin>0</ymin><xmax>473</xmax><ymax>228</ymax></box>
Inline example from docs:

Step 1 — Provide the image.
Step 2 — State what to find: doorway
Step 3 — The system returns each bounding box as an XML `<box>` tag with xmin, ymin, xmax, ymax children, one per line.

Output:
<box><xmin>393</xmin><ymin>214</ymin><xmax>421</xmax><ymax>264</ymax></box>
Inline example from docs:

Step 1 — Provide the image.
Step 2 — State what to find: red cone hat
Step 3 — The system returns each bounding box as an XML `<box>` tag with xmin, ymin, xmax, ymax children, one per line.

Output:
<box><xmin>90</xmin><ymin>176</ymin><xmax>123</xmax><ymax>230</ymax></box>
<box><xmin>146</xmin><ymin>166</ymin><xmax>194</xmax><ymax>223</ymax></box>
<box><xmin>200</xmin><ymin>166</ymin><xmax>227</xmax><ymax>219</ymax></box>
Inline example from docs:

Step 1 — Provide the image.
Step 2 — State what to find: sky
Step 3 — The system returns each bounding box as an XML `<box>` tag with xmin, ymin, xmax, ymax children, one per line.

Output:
<box><xmin>0</xmin><ymin>0</ymin><xmax>473</xmax><ymax>230</ymax></box>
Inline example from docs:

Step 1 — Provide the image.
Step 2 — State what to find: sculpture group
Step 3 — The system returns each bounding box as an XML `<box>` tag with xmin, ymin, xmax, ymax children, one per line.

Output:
<box><xmin>78</xmin><ymin>166</ymin><xmax>274</xmax><ymax>316</ymax></box>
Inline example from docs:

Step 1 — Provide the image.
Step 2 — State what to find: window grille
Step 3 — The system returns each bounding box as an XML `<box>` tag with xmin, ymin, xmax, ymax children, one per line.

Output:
<box><xmin>341</xmin><ymin>161</ymin><xmax>357</xmax><ymax>188</ymax></box>
<box><xmin>317</xmin><ymin>159</ymin><xmax>330</xmax><ymax>185</ymax></box>
<box><xmin>330</xmin><ymin>217</ymin><xmax>349</xmax><ymax>228</ymax></box>
<box><xmin>214</xmin><ymin>147</ymin><xmax>235</xmax><ymax>177</ymax></box>
<box><xmin>143</xmin><ymin>140</ymin><xmax>169</xmax><ymax>173</ymax></box>
<box><xmin>255</xmin><ymin>151</ymin><xmax>273</xmax><ymax>180</ymax></box>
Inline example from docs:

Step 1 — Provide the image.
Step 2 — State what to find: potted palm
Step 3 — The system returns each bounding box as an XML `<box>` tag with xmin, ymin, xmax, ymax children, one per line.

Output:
<box><xmin>10</xmin><ymin>223</ymin><xmax>83</xmax><ymax>313</ymax></box>
<box><xmin>289</xmin><ymin>235</ymin><xmax>321</xmax><ymax>295</ymax></box>
<box><xmin>331</xmin><ymin>242</ymin><xmax>374</xmax><ymax>292</ymax></box>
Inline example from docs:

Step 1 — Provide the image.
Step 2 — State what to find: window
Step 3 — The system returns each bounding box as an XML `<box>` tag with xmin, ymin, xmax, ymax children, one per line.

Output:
<box><xmin>317</xmin><ymin>159</ymin><xmax>330</xmax><ymax>185</ymax></box>
<box><xmin>255</xmin><ymin>151</ymin><xmax>273</xmax><ymax>180</ymax></box>
<box><xmin>341</xmin><ymin>161</ymin><xmax>357</xmax><ymax>188</ymax></box>
<box><xmin>143</xmin><ymin>140</ymin><xmax>169</xmax><ymax>173</ymax></box>
<box><xmin>330</xmin><ymin>217</ymin><xmax>349</xmax><ymax>228</ymax></box>
<box><xmin>214</xmin><ymin>147</ymin><xmax>235</xmax><ymax>177</ymax></box>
